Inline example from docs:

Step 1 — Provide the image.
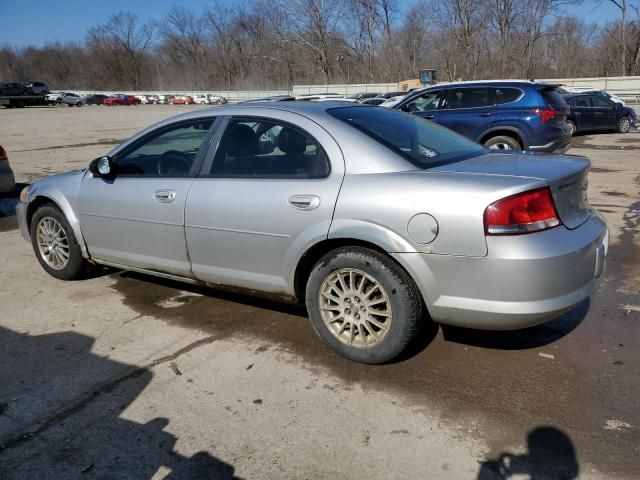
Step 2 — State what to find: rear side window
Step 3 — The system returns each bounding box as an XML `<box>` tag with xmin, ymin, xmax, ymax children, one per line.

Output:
<box><xmin>540</xmin><ymin>88</ymin><xmax>567</xmax><ymax>108</ymax></box>
<box><xmin>328</xmin><ymin>106</ymin><xmax>485</xmax><ymax>168</ymax></box>
<box><xmin>590</xmin><ymin>96</ymin><xmax>611</xmax><ymax>108</ymax></box>
<box><xmin>446</xmin><ymin>88</ymin><xmax>492</xmax><ymax>109</ymax></box>
<box><xmin>571</xmin><ymin>97</ymin><xmax>590</xmax><ymax>108</ymax></box>
<box><xmin>492</xmin><ymin>88</ymin><xmax>522</xmax><ymax>104</ymax></box>
<box><xmin>211</xmin><ymin>119</ymin><xmax>330</xmax><ymax>178</ymax></box>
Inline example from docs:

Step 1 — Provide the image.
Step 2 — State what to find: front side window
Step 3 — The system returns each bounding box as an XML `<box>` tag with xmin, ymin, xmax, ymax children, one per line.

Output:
<box><xmin>403</xmin><ymin>90</ymin><xmax>447</xmax><ymax>112</ymax></box>
<box><xmin>590</xmin><ymin>96</ymin><xmax>611</xmax><ymax>108</ymax></box>
<box><xmin>328</xmin><ymin>106</ymin><xmax>485</xmax><ymax>168</ymax></box>
<box><xmin>117</xmin><ymin>119</ymin><xmax>214</xmax><ymax>176</ymax></box>
<box><xmin>446</xmin><ymin>88</ymin><xmax>493</xmax><ymax>109</ymax></box>
<box><xmin>211</xmin><ymin>119</ymin><xmax>330</xmax><ymax>178</ymax></box>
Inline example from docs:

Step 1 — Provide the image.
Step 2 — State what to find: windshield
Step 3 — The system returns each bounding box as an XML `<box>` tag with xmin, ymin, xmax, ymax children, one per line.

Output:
<box><xmin>328</xmin><ymin>106</ymin><xmax>486</xmax><ymax>168</ymax></box>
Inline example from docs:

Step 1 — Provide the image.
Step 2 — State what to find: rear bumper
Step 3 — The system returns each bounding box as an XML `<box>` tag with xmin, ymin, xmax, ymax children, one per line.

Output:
<box><xmin>529</xmin><ymin>136</ymin><xmax>572</xmax><ymax>153</ymax></box>
<box><xmin>392</xmin><ymin>214</ymin><xmax>608</xmax><ymax>330</ymax></box>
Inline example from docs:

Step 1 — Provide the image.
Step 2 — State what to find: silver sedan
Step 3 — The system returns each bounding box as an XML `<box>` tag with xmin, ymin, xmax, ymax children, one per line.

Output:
<box><xmin>16</xmin><ymin>103</ymin><xmax>608</xmax><ymax>363</ymax></box>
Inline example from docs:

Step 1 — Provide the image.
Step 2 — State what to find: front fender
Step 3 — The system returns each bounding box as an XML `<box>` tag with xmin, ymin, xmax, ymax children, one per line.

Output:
<box><xmin>24</xmin><ymin>170</ymin><xmax>89</xmax><ymax>258</ymax></box>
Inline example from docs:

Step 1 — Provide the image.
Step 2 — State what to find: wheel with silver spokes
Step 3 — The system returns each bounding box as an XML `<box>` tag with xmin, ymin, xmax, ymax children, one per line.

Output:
<box><xmin>617</xmin><ymin>116</ymin><xmax>631</xmax><ymax>134</ymax></box>
<box><xmin>306</xmin><ymin>247</ymin><xmax>424</xmax><ymax>364</ymax></box>
<box><xmin>30</xmin><ymin>204</ymin><xmax>90</xmax><ymax>280</ymax></box>
<box><xmin>484</xmin><ymin>135</ymin><xmax>521</xmax><ymax>151</ymax></box>
<box><xmin>36</xmin><ymin>216</ymin><xmax>70</xmax><ymax>270</ymax></box>
<box><xmin>319</xmin><ymin>268</ymin><xmax>392</xmax><ymax>348</ymax></box>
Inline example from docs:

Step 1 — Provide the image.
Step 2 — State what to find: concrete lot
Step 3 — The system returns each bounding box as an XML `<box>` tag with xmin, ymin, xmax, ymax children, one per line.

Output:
<box><xmin>0</xmin><ymin>104</ymin><xmax>638</xmax><ymax>479</ymax></box>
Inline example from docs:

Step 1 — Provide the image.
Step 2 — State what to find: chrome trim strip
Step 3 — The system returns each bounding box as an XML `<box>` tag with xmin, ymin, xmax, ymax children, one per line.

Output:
<box><xmin>185</xmin><ymin>224</ymin><xmax>290</xmax><ymax>238</ymax></box>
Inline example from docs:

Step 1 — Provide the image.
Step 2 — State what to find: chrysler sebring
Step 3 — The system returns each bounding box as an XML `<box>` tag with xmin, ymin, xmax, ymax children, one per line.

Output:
<box><xmin>16</xmin><ymin>103</ymin><xmax>608</xmax><ymax>363</ymax></box>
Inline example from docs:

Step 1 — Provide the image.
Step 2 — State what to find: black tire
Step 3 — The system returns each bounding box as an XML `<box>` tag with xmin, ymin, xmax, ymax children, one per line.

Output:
<box><xmin>566</xmin><ymin>120</ymin><xmax>576</xmax><ymax>136</ymax></box>
<box><xmin>68</xmin><ymin>103</ymin><xmax>73</xmax><ymax>107</ymax></box>
<box><xmin>617</xmin><ymin>116</ymin><xmax>631</xmax><ymax>134</ymax></box>
<box><xmin>30</xmin><ymin>205</ymin><xmax>90</xmax><ymax>280</ymax></box>
<box><xmin>484</xmin><ymin>135</ymin><xmax>521</xmax><ymax>150</ymax></box>
<box><xmin>76</xmin><ymin>102</ymin><xmax>82</xmax><ymax>107</ymax></box>
<box><xmin>305</xmin><ymin>247</ymin><xmax>424</xmax><ymax>364</ymax></box>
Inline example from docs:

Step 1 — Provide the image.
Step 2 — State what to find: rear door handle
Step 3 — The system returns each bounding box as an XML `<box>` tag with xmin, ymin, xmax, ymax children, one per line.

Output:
<box><xmin>154</xmin><ymin>189</ymin><xmax>176</xmax><ymax>203</ymax></box>
<box><xmin>423</xmin><ymin>115</ymin><xmax>435</xmax><ymax>119</ymax></box>
<box><xmin>289</xmin><ymin>195</ymin><xmax>320</xmax><ymax>211</ymax></box>
<box><xmin>480</xmin><ymin>112</ymin><xmax>493</xmax><ymax>117</ymax></box>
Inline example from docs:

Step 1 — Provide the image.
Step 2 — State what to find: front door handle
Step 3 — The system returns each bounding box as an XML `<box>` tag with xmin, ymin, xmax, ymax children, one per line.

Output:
<box><xmin>154</xmin><ymin>189</ymin><xmax>176</xmax><ymax>203</ymax></box>
<box><xmin>289</xmin><ymin>195</ymin><xmax>321</xmax><ymax>211</ymax></box>
<box><xmin>423</xmin><ymin>114</ymin><xmax>435</xmax><ymax>119</ymax></box>
<box><xmin>480</xmin><ymin>112</ymin><xmax>493</xmax><ymax>117</ymax></box>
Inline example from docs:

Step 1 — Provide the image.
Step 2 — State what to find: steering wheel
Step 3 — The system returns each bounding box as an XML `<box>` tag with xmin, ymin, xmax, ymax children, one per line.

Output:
<box><xmin>157</xmin><ymin>150</ymin><xmax>192</xmax><ymax>175</ymax></box>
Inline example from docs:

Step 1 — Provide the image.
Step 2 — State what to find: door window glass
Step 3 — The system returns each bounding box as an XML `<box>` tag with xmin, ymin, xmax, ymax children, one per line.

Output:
<box><xmin>446</xmin><ymin>88</ymin><xmax>492</xmax><ymax>109</ymax></box>
<box><xmin>211</xmin><ymin>119</ymin><xmax>330</xmax><ymax>178</ymax></box>
<box><xmin>590</xmin><ymin>96</ymin><xmax>611</xmax><ymax>108</ymax></box>
<box><xmin>403</xmin><ymin>91</ymin><xmax>447</xmax><ymax>112</ymax></box>
<box><xmin>571</xmin><ymin>97</ymin><xmax>590</xmax><ymax>108</ymax></box>
<box><xmin>117</xmin><ymin>119</ymin><xmax>214</xmax><ymax>176</ymax></box>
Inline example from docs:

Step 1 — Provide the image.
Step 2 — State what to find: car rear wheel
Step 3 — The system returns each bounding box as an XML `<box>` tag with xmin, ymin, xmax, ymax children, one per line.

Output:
<box><xmin>30</xmin><ymin>205</ymin><xmax>90</xmax><ymax>280</ymax></box>
<box><xmin>566</xmin><ymin>120</ymin><xmax>576</xmax><ymax>136</ymax></box>
<box><xmin>305</xmin><ymin>247</ymin><xmax>423</xmax><ymax>364</ymax></box>
<box><xmin>617</xmin><ymin>116</ymin><xmax>631</xmax><ymax>134</ymax></box>
<box><xmin>484</xmin><ymin>135</ymin><xmax>521</xmax><ymax>150</ymax></box>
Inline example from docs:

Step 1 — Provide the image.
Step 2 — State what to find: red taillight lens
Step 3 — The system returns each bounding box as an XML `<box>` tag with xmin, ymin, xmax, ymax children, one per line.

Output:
<box><xmin>484</xmin><ymin>187</ymin><xmax>561</xmax><ymax>235</ymax></box>
<box><xmin>0</xmin><ymin>145</ymin><xmax>7</xmax><ymax>161</ymax></box>
<box><xmin>531</xmin><ymin>108</ymin><xmax>559</xmax><ymax>122</ymax></box>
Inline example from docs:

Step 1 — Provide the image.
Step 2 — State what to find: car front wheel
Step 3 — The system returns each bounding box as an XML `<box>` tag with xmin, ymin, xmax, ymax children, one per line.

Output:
<box><xmin>305</xmin><ymin>247</ymin><xmax>423</xmax><ymax>364</ymax></box>
<box><xmin>617</xmin><ymin>116</ymin><xmax>631</xmax><ymax>134</ymax></box>
<box><xmin>30</xmin><ymin>205</ymin><xmax>90</xmax><ymax>280</ymax></box>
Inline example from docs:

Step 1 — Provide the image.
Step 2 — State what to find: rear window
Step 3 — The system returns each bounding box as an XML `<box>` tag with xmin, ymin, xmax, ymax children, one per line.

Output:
<box><xmin>540</xmin><ymin>88</ymin><xmax>567</xmax><ymax>108</ymax></box>
<box><xmin>492</xmin><ymin>87</ymin><xmax>522</xmax><ymax>104</ymax></box>
<box><xmin>328</xmin><ymin>106</ymin><xmax>486</xmax><ymax>168</ymax></box>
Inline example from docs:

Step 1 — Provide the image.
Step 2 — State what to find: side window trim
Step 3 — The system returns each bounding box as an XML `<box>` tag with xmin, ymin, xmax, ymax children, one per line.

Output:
<box><xmin>114</xmin><ymin>117</ymin><xmax>219</xmax><ymax>178</ymax></box>
<box><xmin>200</xmin><ymin>115</ymin><xmax>331</xmax><ymax>180</ymax></box>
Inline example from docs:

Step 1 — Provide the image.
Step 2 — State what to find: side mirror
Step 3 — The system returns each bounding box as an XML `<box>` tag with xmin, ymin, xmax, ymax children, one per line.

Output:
<box><xmin>89</xmin><ymin>156</ymin><xmax>116</xmax><ymax>178</ymax></box>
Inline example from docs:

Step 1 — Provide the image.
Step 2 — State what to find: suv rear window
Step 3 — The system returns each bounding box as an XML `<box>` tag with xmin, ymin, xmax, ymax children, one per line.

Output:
<box><xmin>328</xmin><ymin>106</ymin><xmax>486</xmax><ymax>168</ymax></box>
<box><xmin>540</xmin><ymin>88</ymin><xmax>567</xmax><ymax>108</ymax></box>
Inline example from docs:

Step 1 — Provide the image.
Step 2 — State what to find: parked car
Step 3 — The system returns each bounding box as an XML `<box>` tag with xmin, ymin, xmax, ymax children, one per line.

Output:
<box><xmin>380</xmin><ymin>95</ymin><xmax>406</xmax><ymax>108</ymax></box>
<box><xmin>0</xmin><ymin>82</ymin><xmax>28</xmax><ymax>96</ymax></box>
<box><xmin>558</xmin><ymin>87</ymin><xmax>626</xmax><ymax>106</ymax></box>
<box><xmin>16</xmin><ymin>103</ymin><xmax>607</xmax><ymax>364</ymax></box>
<box><xmin>58</xmin><ymin>92</ymin><xmax>86</xmax><ymax>107</ymax></box>
<box><xmin>85</xmin><ymin>94</ymin><xmax>108</xmax><ymax>106</ymax></box>
<box><xmin>22</xmin><ymin>81</ymin><xmax>49</xmax><ymax>95</ymax></box>
<box><xmin>394</xmin><ymin>81</ymin><xmax>572</xmax><ymax>152</ymax></box>
<box><xmin>103</xmin><ymin>95</ymin><xmax>138</xmax><ymax>106</ymax></box>
<box><xmin>347</xmin><ymin>92</ymin><xmax>380</xmax><ymax>102</ymax></box>
<box><xmin>563</xmin><ymin>92</ymin><xmax>636</xmax><ymax>135</ymax></box>
<box><xmin>376</xmin><ymin>91</ymin><xmax>407</xmax><ymax>99</ymax></box>
<box><xmin>239</xmin><ymin>95</ymin><xmax>296</xmax><ymax>104</ymax></box>
<box><xmin>169</xmin><ymin>96</ymin><xmax>194</xmax><ymax>105</ymax></box>
<box><xmin>46</xmin><ymin>92</ymin><xmax>66</xmax><ymax>104</ymax></box>
<box><xmin>360</xmin><ymin>97</ymin><xmax>386</xmax><ymax>106</ymax></box>
<box><xmin>0</xmin><ymin>145</ymin><xmax>15</xmax><ymax>195</ymax></box>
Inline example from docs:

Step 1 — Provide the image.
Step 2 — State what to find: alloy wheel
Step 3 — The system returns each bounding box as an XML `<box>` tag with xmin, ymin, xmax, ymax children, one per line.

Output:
<box><xmin>318</xmin><ymin>268</ymin><xmax>392</xmax><ymax>348</ymax></box>
<box><xmin>36</xmin><ymin>216</ymin><xmax>70</xmax><ymax>270</ymax></box>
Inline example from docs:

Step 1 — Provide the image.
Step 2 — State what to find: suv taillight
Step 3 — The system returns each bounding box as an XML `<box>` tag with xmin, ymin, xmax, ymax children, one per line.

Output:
<box><xmin>0</xmin><ymin>145</ymin><xmax>7</xmax><ymax>161</ymax></box>
<box><xmin>531</xmin><ymin>108</ymin><xmax>559</xmax><ymax>122</ymax></box>
<box><xmin>484</xmin><ymin>187</ymin><xmax>561</xmax><ymax>235</ymax></box>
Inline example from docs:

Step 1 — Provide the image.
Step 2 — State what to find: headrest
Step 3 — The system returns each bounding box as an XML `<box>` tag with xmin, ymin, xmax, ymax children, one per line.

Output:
<box><xmin>278</xmin><ymin>128</ymin><xmax>307</xmax><ymax>154</ymax></box>
<box><xmin>224</xmin><ymin>124</ymin><xmax>258</xmax><ymax>157</ymax></box>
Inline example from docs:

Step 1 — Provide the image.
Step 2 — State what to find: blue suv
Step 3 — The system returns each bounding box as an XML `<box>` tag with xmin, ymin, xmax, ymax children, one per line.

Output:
<box><xmin>394</xmin><ymin>81</ymin><xmax>572</xmax><ymax>153</ymax></box>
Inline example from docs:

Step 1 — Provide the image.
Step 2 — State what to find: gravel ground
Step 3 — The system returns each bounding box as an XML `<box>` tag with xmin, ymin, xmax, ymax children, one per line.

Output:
<box><xmin>0</xmin><ymin>104</ymin><xmax>638</xmax><ymax>480</ymax></box>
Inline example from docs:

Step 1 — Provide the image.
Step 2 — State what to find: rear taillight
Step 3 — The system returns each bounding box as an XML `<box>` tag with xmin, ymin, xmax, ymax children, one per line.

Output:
<box><xmin>531</xmin><ymin>108</ymin><xmax>559</xmax><ymax>122</ymax></box>
<box><xmin>0</xmin><ymin>145</ymin><xmax>7</xmax><ymax>161</ymax></box>
<box><xmin>484</xmin><ymin>187</ymin><xmax>561</xmax><ymax>235</ymax></box>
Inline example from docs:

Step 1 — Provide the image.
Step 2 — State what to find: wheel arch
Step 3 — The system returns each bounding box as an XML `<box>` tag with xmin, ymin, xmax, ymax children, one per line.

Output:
<box><xmin>478</xmin><ymin>127</ymin><xmax>526</xmax><ymax>149</ymax></box>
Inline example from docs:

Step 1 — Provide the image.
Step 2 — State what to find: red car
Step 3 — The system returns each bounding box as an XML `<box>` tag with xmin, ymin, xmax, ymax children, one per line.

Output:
<box><xmin>169</xmin><ymin>96</ymin><xmax>194</xmax><ymax>105</ymax></box>
<box><xmin>103</xmin><ymin>94</ymin><xmax>138</xmax><ymax>106</ymax></box>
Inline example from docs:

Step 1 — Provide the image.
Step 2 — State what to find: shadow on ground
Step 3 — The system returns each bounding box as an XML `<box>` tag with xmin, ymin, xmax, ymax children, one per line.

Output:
<box><xmin>0</xmin><ymin>326</ymin><xmax>240</xmax><ymax>479</ymax></box>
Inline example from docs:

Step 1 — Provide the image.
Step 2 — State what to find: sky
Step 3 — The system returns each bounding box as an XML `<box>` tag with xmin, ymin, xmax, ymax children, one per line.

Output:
<box><xmin>0</xmin><ymin>0</ymin><xmax>624</xmax><ymax>48</ymax></box>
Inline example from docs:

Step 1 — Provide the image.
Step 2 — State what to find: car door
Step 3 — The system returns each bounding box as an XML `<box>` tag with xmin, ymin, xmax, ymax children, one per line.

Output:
<box><xmin>436</xmin><ymin>87</ymin><xmax>495</xmax><ymax>139</ymax></box>
<box><xmin>77</xmin><ymin>117</ymin><xmax>217</xmax><ymax>276</ymax></box>
<box><xmin>589</xmin><ymin>95</ymin><xmax>617</xmax><ymax>129</ymax></box>
<box><xmin>185</xmin><ymin>112</ymin><xmax>344</xmax><ymax>296</ymax></box>
<box><xmin>569</xmin><ymin>96</ymin><xmax>591</xmax><ymax>131</ymax></box>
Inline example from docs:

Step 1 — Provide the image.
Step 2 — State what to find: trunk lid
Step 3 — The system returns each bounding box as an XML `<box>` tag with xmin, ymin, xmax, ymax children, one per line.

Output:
<box><xmin>431</xmin><ymin>152</ymin><xmax>592</xmax><ymax>229</ymax></box>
